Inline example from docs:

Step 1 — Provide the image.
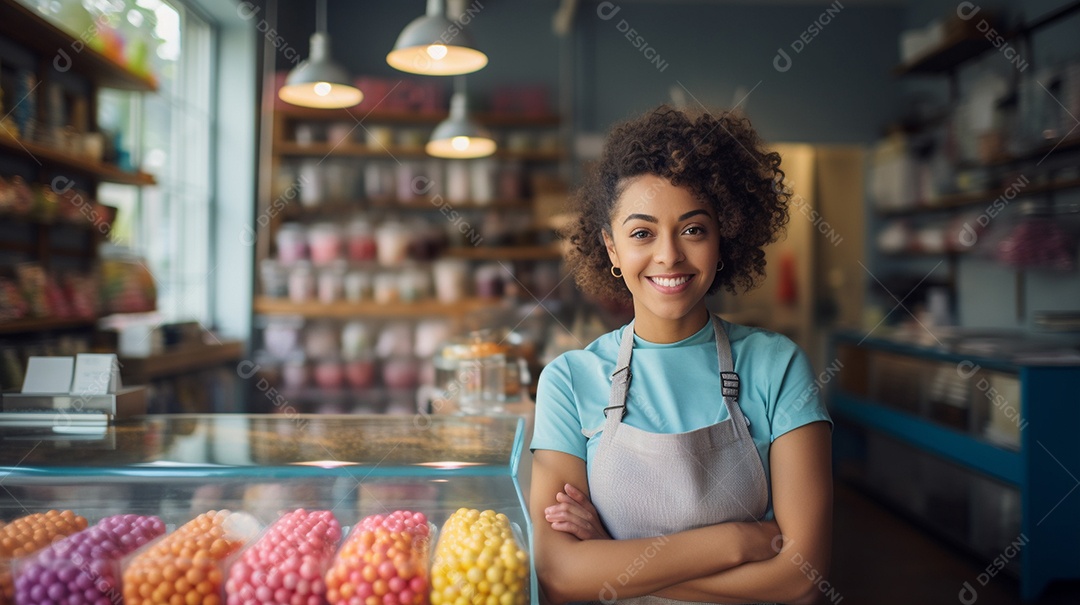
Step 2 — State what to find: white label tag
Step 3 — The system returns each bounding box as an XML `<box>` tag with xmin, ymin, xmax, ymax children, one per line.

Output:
<box><xmin>21</xmin><ymin>357</ymin><xmax>75</xmax><ymax>393</ymax></box>
<box><xmin>71</xmin><ymin>354</ymin><xmax>122</xmax><ymax>395</ymax></box>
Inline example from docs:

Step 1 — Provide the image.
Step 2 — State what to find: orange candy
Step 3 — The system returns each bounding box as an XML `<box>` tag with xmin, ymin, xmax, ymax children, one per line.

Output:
<box><xmin>0</xmin><ymin>510</ymin><xmax>87</xmax><ymax>605</ymax></box>
<box><xmin>123</xmin><ymin>510</ymin><xmax>255</xmax><ymax>605</ymax></box>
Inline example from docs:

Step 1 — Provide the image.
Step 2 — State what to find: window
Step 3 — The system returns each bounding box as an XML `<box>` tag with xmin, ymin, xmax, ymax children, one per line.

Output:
<box><xmin>98</xmin><ymin>0</ymin><xmax>214</xmax><ymax>324</ymax></box>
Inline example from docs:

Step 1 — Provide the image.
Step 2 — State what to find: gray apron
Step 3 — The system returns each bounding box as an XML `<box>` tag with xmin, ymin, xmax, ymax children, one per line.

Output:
<box><xmin>587</xmin><ymin>315</ymin><xmax>770</xmax><ymax>605</ymax></box>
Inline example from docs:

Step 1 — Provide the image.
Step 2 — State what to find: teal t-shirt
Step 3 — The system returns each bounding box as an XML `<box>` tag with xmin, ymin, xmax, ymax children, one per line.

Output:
<box><xmin>530</xmin><ymin>318</ymin><xmax>831</xmax><ymax>516</ymax></box>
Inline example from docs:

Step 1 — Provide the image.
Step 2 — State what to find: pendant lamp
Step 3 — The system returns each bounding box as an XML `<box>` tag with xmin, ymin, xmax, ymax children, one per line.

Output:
<box><xmin>387</xmin><ymin>0</ymin><xmax>488</xmax><ymax>76</ymax></box>
<box><xmin>278</xmin><ymin>0</ymin><xmax>363</xmax><ymax>109</ymax></box>
<box><xmin>427</xmin><ymin>80</ymin><xmax>496</xmax><ymax>159</ymax></box>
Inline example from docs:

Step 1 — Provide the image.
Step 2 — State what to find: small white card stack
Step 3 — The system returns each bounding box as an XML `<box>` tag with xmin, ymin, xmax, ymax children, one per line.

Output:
<box><xmin>21</xmin><ymin>354</ymin><xmax>122</xmax><ymax>395</ymax></box>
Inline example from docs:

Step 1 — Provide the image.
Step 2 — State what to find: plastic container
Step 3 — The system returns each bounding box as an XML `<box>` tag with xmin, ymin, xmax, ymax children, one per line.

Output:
<box><xmin>308</xmin><ymin>223</ymin><xmax>344</xmax><ymax>266</ymax></box>
<box><xmin>0</xmin><ymin>511</ymin><xmax>89</xmax><ymax>605</ymax></box>
<box><xmin>431</xmin><ymin>509</ymin><xmax>529</xmax><ymax>605</ymax></box>
<box><xmin>15</xmin><ymin>514</ymin><xmax>165</xmax><ymax>605</ymax></box>
<box><xmin>122</xmin><ymin>510</ymin><xmax>261</xmax><ymax>605</ymax></box>
<box><xmin>275</xmin><ymin>223</ymin><xmax>307</xmax><ymax>266</ymax></box>
<box><xmin>225</xmin><ymin>509</ymin><xmax>341</xmax><ymax>605</ymax></box>
<box><xmin>325</xmin><ymin>511</ymin><xmax>432</xmax><ymax>605</ymax></box>
<box><xmin>375</xmin><ymin>323</ymin><xmax>413</xmax><ymax>359</ymax></box>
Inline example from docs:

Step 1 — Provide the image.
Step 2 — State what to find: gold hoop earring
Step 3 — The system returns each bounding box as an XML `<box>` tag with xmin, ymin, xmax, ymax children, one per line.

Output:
<box><xmin>611</xmin><ymin>266</ymin><xmax>623</xmax><ymax>278</ymax></box>
<box><xmin>716</xmin><ymin>260</ymin><xmax>724</xmax><ymax>272</ymax></box>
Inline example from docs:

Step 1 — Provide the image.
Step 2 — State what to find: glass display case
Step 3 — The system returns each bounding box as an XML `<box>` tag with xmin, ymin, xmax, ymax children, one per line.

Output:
<box><xmin>0</xmin><ymin>414</ymin><xmax>535</xmax><ymax>605</ymax></box>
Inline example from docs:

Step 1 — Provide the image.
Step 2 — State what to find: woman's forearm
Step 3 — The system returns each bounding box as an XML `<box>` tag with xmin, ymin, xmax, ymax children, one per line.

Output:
<box><xmin>653</xmin><ymin>546</ymin><xmax>827</xmax><ymax>605</ymax></box>
<box><xmin>537</xmin><ymin>522</ymin><xmax>767</xmax><ymax>604</ymax></box>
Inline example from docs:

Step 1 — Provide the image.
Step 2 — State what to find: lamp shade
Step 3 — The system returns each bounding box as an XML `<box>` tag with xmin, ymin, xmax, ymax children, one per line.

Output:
<box><xmin>279</xmin><ymin>32</ymin><xmax>363</xmax><ymax>108</ymax></box>
<box><xmin>426</xmin><ymin>92</ymin><xmax>496</xmax><ymax>159</ymax></box>
<box><xmin>387</xmin><ymin>13</ymin><xmax>488</xmax><ymax>75</ymax></box>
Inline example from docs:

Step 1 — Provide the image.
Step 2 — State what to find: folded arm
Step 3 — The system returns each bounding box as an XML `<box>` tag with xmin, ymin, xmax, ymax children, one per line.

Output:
<box><xmin>531</xmin><ymin>449</ymin><xmax>780</xmax><ymax>605</ymax></box>
<box><xmin>654</xmin><ymin>421</ymin><xmax>834</xmax><ymax>604</ymax></box>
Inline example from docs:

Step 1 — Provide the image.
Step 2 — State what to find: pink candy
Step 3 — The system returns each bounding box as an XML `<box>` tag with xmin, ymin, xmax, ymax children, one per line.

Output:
<box><xmin>14</xmin><ymin>514</ymin><xmax>165</xmax><ymax>605</ymax></box>
<box><xmin>225</xmin><ymin>509</ymin><xmax>341</xmax><ymax>605</ymax></box>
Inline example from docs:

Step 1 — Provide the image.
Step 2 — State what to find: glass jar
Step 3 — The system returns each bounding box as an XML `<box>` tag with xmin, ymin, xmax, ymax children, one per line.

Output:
<box><xmin>259</xmin><ymin>259</ymin><xmax>288</xmax><ymax>298</ymax></box>
<box><xmin>287</xmin><ymin>261</ymin><xmax>315</xmax><ymax>303</ymax></box>
<box><xmin>275</xmin><ymin>223</ymin><xmax>307</xmax><ymax>265</ymax></box>
<box><xmin>281</xmin><ymin>353</ymin><xmax>308</xmax><ymax>389</ymax></box>
<box><xmin>474</xmin><ymin>263</ymin><xmax>504</xmax><ymax>299</ymax></box>
<box><xmin>446</xmin><ymin>160</ymin><xmax>470</xmax><ymax>203</ymax></box>
<box><xmin>373</xmin><ymin>271</ymin><xmax>400</xmax><ymax>304</ymax></box>
<box><xmin>317</xmin><ymin>261</ymin><xmax>346</xmax><ymax>304</ymax></box>
<box><xmin>313</xmin><ymin>357</ymin><xmax>345</xmax><ymax>389</ymax></box>
<box><xmin>433</xmin><ymin>258</ymin><xmax>469</xmax><ymax>303</ymax></box>
<box><xmin>382</xmin><ymin>357</ymin><xmax>419</xmax><ymax>390</ymax></box>
<box><xmin>341</xmin><ymin>321</ymin><xmax>373</xmax><ymax>359</ymax></box>
<box><xmin>375</xmin><ymin>322</ymin><xmax>413</xmax><ymax>359</ymax></box>
<box><xmin>263</xmin><ymin>318</ymin><xmax>303</xmax><ymax>358</ymax></box>
<box><xmin>304</xmin><ymin>322</ymin><xmax>340</xmax><ymax>359</ymax></box>
<box><xmin>470</xmin><ymin>159</ymin><xmax>496</xmax><ymax>204</ymax></box>
<box><xmin>375</xmin><ymin>221</ymin><xmax>410</xmax><ymax>267</ymax></box>
<box><xmin>344</xmin><ymin>356</ymin><xmax>377</xmax><ymax>389</ymax></box>
<box><xmin>346</xmin><ymin>218</ymin><xmax>377</xmax><ymax>262</ymax></box>
<box><xmin>344</xmin><ymin>269</ymin><xmax>373</xmax><ymax>302</ymax></box>
<box><xmin>308</xmin><ymin>223</ymin><xmax>343</xmax><ymax>266</ymax></box>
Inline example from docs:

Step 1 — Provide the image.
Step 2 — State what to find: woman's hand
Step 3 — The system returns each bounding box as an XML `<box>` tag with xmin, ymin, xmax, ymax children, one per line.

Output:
<box><xmin>544</xmin><ymin>483</ymin><xmax>612</xmax><ymax>541</ymax></box>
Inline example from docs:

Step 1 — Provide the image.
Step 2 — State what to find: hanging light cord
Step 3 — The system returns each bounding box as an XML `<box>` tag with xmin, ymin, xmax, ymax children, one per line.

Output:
<box><xmin>317</xmin><ymin>0</ymin><xmax>327</xmax><ymax>34</ymax></box>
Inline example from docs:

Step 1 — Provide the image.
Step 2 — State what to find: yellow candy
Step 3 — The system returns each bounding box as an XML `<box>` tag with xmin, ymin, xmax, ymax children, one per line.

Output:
<box><xmin>431</xmin><ymin>509</ymin><xmax>529</xmax><ymax>605</ymax></box>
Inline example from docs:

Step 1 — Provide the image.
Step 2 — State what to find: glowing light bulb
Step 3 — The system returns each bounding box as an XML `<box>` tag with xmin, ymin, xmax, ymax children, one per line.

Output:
<box><xmin>426</xmin><ymin>44</ymin><xmax>448</xmax><ymax>60</ymax></box>
<box><xmin>314</xmin><ymin>82</ymin><xmax>332</xmax><ymax>97</ymax></box>
<box><xmin>451</xmin><ymin>136</ymin><xmax>470</xmax><ymax>151</ymax></box>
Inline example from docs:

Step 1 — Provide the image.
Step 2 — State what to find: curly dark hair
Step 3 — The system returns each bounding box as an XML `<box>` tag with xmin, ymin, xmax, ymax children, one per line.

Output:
<box><xmin>565</xmin><ymin>105</ymin><xmax>791</xmax><ymax>306</ymax></box>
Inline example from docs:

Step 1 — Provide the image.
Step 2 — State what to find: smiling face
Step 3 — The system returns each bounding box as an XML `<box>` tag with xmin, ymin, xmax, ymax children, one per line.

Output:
<box><xmin>602</xmin><ymin>174</ymin><xmax>721</xmax><ymax>343</ymax></box>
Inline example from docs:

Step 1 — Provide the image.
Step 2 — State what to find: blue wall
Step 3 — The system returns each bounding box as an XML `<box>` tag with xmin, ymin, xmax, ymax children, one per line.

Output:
<box><xmin>275</xmin><ymin>0</ymin><xmax>905</xmax><ymax>143</ymax></box>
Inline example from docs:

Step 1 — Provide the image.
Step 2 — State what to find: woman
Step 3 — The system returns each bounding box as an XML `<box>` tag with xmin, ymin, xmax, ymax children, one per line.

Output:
<box><xmin>530</xmin><ymin>106</ymin><xmax>833</xmax><ymax>605</ymax></box>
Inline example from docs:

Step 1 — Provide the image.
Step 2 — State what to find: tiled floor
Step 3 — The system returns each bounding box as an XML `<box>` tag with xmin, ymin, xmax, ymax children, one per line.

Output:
<box><xmin>831</xmin><ymin>483</ymin><xmax>1080</xmax><ymax>604</ymax></box>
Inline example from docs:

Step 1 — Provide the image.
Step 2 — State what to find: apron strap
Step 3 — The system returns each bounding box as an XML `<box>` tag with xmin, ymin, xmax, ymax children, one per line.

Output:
<box><xmin>604</xmin><ymin>320</ymin><xmax>637</xmax><ymax>420</ymax></box>
<box><xmin>712</xmin><ymin>314</ymin><xmax>752</xmax><ymax>431</ymax></box>
<box><xmin>603</xmin><ymin>315</ymin><xmax>751</xmax><ymax>431</ymax></box>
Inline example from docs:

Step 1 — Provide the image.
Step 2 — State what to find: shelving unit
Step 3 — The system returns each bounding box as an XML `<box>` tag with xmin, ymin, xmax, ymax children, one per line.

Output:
<box><xmin>829</xmin><ymin>333</ymin><xmax>1080</xmax><ymax>601</ymax></box>
<box><xmin>871</xmin><ymin>2</ymin><xmax>1080</xmax><ymax>298</ymax></box>
<box><xmin>254</xmin><ymin>74</ymin><xmax>568</xmax><ymax>414</ymax></box>
<box><xmin>0</xmin><ymin>0</ymin><xmax>160</xmax><ymax>394</ymax></box>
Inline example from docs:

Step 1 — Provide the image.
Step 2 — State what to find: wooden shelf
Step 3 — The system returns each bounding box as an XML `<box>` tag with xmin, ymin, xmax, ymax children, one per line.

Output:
<box><xmin>893</xmin><ymin>33</ymin><xmax>993</xmax><ymax>75</ymax></box>
<box><xmin>273</xmin><ymin>105</ymin><xmax>560</xmax><ymax>127</ymax></box>
<box><xmin>0</xmin><ymin>0</ymin><xmax>157</xmax><ymax>92</ymax></box>
<box><xmin>444</xmin><ymin>245</ymin><xmax>561</xmax><ymax>262</ymax></box>
<box><xmin>254</xmin><ymin>297</ymin><xmax>505</xmax><ymax>319</ymax></box>
<box><xmin>274</xmin><ymin>141</ymin><xmax>563</xmax><ymax>162</ymax></box>
<box><xmin>0</xmin><ymin>133</ymin><xmax>156</xmax><ymax>185</ymax></box>
<box><xmin>277</xmin><ymin>199</ymin><xmax>533</xmax><ymax>219</ymax></box>
<box><xmin>981</xmin><ymin>133</ymin><xmax>1080</xmax><ymax>167</ymax></box>
<box><xmin>0</xmin><ymin>316</ymin><xmax>98</xmax><ymax>335</ymax></box>
<box><xmin>119</xmin><ymin>341</ymin><xmax>244</xmax><ymax>382</ymax></box>
<box><xmin>878</xmin><ymin>177</ymin><xmax>1080</xmax><ymax>217</ymax></box>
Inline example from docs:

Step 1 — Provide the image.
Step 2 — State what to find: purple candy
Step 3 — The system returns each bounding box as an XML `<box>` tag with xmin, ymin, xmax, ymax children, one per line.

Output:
<box><xmin>14</xmin><ymin>514</ymin><xmax>166</xmax><ymax>605</ymax></box>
